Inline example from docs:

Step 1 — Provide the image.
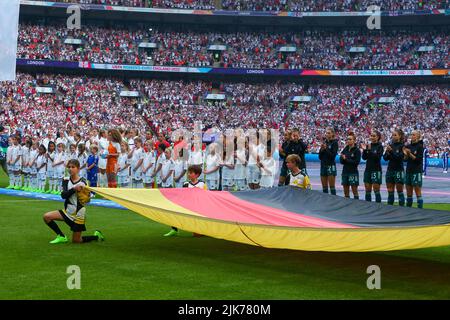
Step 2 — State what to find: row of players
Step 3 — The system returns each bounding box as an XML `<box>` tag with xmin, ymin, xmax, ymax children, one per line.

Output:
<box><xmin>4</xmin><ymin>133</ymin><xmax>281</xmax><ymax>193</ymax></box>
<box><xmin>4</xmin><ymin>128</ymin><xmax>450</xmax><ymax>208</ymax></box>
<box><xmin>310</xmin><ymin>128</ymin><xmax>449</xmax><ymax>209</ymax></box>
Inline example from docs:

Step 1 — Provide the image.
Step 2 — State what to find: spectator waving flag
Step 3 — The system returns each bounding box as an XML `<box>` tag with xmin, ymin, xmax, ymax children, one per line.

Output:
<box><xmin>0</xmin><ymin>0</ymin><xmax>20</xmax><ymax>81</ymax></box>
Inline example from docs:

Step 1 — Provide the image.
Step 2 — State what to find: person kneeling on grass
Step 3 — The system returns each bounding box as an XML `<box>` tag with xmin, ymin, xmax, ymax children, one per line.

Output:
<box><xmin>43</xmin><ymin>159</ymin><xmax>104</xmax><ymax>244</ymax></box>
<box><xmin>164</xmin><ymin>165</ymin><xmax>205</xmax><ymax>237</ymax></box>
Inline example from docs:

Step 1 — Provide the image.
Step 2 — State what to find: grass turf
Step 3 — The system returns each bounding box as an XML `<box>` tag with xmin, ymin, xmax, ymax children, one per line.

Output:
<box><xmin>1</xmin><ymin>170</ymin><xmax>450</xmax><ymax>299</ymax></box>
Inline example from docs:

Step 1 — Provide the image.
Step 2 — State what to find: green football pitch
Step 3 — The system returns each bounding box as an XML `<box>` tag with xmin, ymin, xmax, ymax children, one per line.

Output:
<box><xmin>1</xmin><ymin>170</ymin><xmax>449</xmax><ymax>300</ymax></box>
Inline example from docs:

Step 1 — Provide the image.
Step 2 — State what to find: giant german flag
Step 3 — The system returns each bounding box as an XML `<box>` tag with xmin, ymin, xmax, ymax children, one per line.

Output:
<box><xmin>89</xmin><ymin>186</ymin><xmax>450</xmax><ymax>252</ymax></box>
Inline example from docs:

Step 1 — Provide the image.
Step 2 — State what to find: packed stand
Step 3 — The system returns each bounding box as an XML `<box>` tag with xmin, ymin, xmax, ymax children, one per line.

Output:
<box><xmin>17</xmin><ymin>23</ymin><xmax>449</xmax><ymax>70</ymax></box>
<box><xmin>288</xmin><ymin>0</ymin><xmax>447</xmax><ymax>12</ymax></box>
<box><xmin>0</xmin><ymin>73</ymin><xmax>148</xmax><ymax>138</ymax></box>
<box><xmin>1</xmin><ymin>73</ymin><xmax>448</xmax><ymax>152</ymax></box>
<box><xmin>28</xmin><ymin>0</ymin><xmax>448</xmax><ymax>11</ymax></box>
<box><xmin>27</xmin><ymin>0</ymin><xmax>215</xmax><ymax>10</ymax></box>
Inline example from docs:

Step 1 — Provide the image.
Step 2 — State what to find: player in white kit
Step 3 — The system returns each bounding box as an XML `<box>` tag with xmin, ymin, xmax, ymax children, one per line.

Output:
<box><xmin>142</xmin><ymin>140</ymin><xmax>156</xmax><ymax>189</ymax></box>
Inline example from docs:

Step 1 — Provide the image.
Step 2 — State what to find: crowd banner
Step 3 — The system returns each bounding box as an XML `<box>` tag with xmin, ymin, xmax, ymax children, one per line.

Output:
<box><xmin>16</xmin><ymin>59</ymin><xmax>449</xmax><ymax>78</ymax></box>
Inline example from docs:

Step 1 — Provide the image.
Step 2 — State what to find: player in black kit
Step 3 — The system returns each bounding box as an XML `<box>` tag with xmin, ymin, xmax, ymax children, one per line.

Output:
<box><xmin>286</xmin><ymin>128</ymin><xmax>308</xmax><ymax>175</ymax></box>
<box><xmin>277</xmin><ymin>129</ymin><xmax>291</xmax><ymax>186</ymax></box>
<box><xmin>339</xmin><ymin>132</ymin><xmax>361</xmax><ymax>199</ymax></box>
<box><xmin>319</xmin><ymin>127</ymin><xmax>339</xmax><ymax>195</ymax></box>
<box><xmin>404</xmin><ymin>130</ymin><xmax>424</xmax><ymax>208</ymax></box>
<box><xmin>383</xmin><ymin>129</ymin><xmax>406</xmax><ymax>206</ymax></box>
<box><xmin>361</xmin><ymin>130</ymin><xmax>384</xmax><ymax>203</ymax></box>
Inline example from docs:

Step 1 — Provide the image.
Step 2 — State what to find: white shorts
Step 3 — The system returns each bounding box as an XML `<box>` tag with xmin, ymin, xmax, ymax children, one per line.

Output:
<box><xmin>206</xmin><ymin>179</ymin><xmax>218</xmax><ymax>190</ymax></box>
<box><xmin>132</xmin><ymin>170</ymin><xmax>143</xmax><ymax>181</ymax></box>
<box><xmin>30</xmin><ymin>167</ymin><xmax>37</xmax><ymax>175</ymax></box>
<box><xmin>13</xmin><ymin>164</ymin><xmax>22</xmax><ymax>171</ymax></box>
<box><xmin>22</xmin><ymin>167</ymin><xmax>30</xmax><ymax>174</ymax></box>
<box><xmin>235</xmin><ymin>179</ymin><xmax>247</xmax><ymax>191</ymax></box>
<box><xmin>260</xmin><ymin>175</ymin><xmax>274</xmax><ymax>188</ymax></box>
<box><xmin>143</xmin><ymin>174</ymin><xmax>153</xmax><ymax>184</ymax></box>
<box><xmin>98</xmin><ymin>158</ymin><xmax>107</xmax><ymax>170</ymax></box>
<box><xmin>222</xmin><ymin>178</ymin><xmax>235</xmax><ymax>187</ymax></box>
<box><xmin>118</xmin><ymin>175</ymin><xmax>130</xmax><ymax>185</ymax></box>
<box><xmin>38</xmin><ymin>172</ymin><xmax>47</xmax><ymax>180</ymax></box>
<box><xmin>161</xmin><ymin>181</ymin><xmax>173</xmax><ymax>188</ymax></box>
<box><xmin>247</xmin><ymin>165</ymin><xmax>261</xmax><ymax>184</ymax></box>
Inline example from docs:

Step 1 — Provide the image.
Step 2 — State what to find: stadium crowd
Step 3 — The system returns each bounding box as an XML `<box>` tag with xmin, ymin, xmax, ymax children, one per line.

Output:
<box><xmin>17</xmin><ymin>23</ymin><xmax>450</xmax><ymax>70</ymax></box>
<box><xmin>28</xmin><ymin>0</ymin><xmax>448</xmax><ymax>11</ymax></box>
<box><xmin>0</xmin><ymin>73</ymin><xmax>148</xmax><ymax>138</ymax></box>
<box><xmin>223</xmin><ymin>0</ymin><xmax>447</xmax><ymax>11</ymax></box>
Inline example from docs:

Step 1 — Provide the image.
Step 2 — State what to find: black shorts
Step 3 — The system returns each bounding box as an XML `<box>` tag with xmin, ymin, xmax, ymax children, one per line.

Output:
<box><xmin>59</xmin><ymin>210</ymin><xmax>86</xmax><ymax>232</ymax></box>
<box><xmin>320</xmin><ymin>164</ymin><xmax>337</xmax><ymax>177</ymax></box>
